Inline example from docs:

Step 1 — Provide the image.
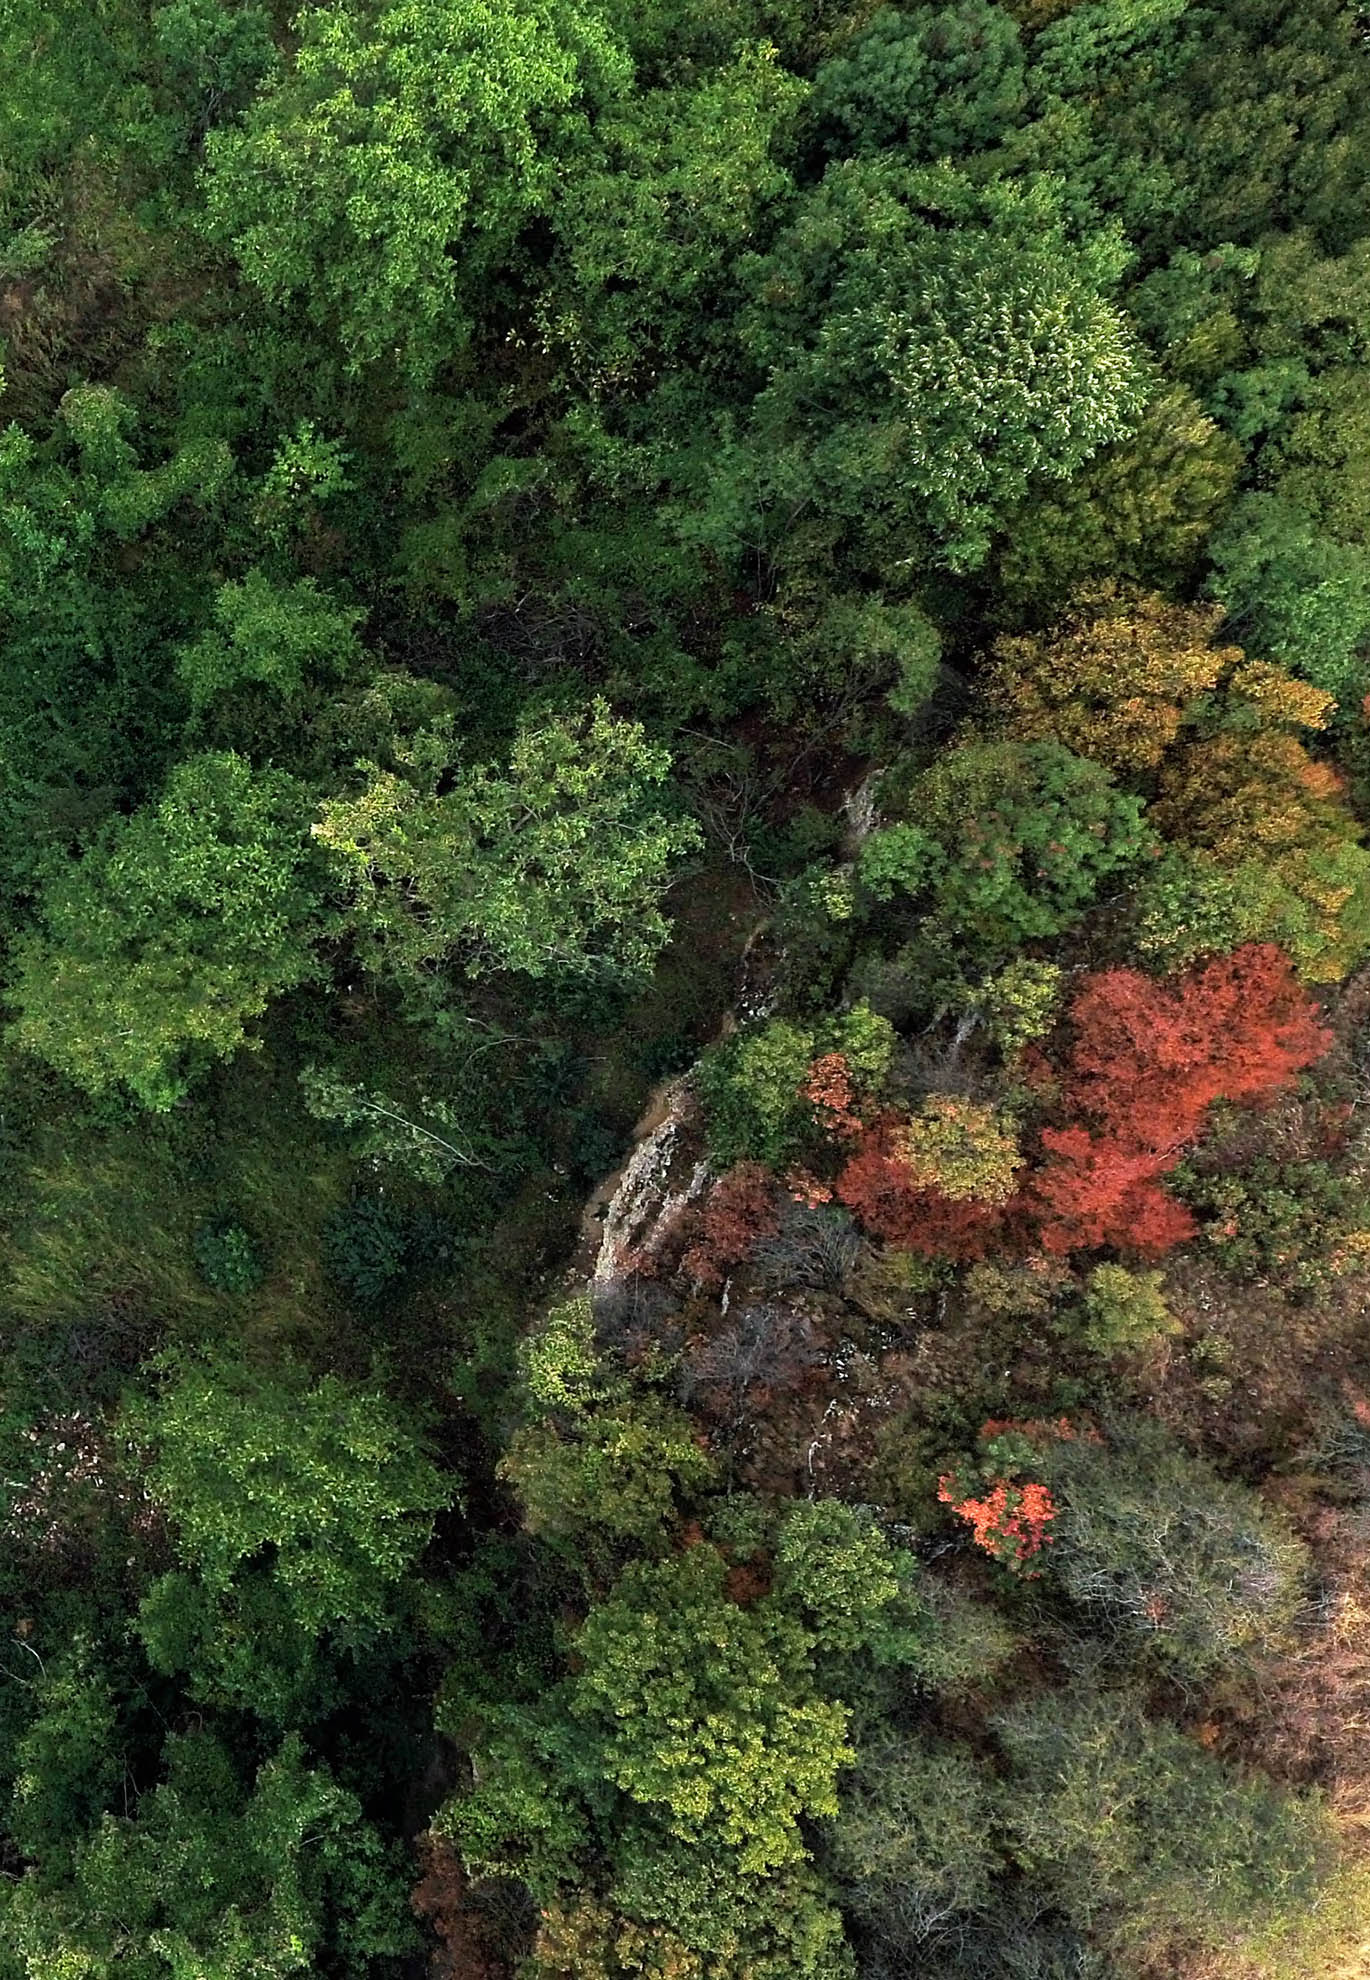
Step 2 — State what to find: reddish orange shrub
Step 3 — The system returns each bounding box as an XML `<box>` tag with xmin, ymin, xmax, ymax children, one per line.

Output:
<box><xmin>938</xmin><ymin>1473</ymin><xmax>1057</xmax><ymax>1573</ymax></box>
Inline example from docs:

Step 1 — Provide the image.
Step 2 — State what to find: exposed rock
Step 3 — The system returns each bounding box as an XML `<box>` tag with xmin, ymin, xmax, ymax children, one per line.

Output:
<box><xmin>576</xmin><ymin>1076</ymin><xmax>714</xmax><ymax>1284</ymax></box>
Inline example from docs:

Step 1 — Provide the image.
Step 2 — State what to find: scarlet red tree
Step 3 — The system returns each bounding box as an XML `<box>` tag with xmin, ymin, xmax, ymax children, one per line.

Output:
<box><xmin>836</xmin><ymin>946</ymin><xmax>1329</xmax><ymax>1261</ymax></box>
<box><xmin>836</xmin><ymin>1122</ymin><xmax>1005</xmax><ymax>1259</ymax></box>
<box><xmin>1059</xmin><ymin>944</ymin><xmax>1331</xmax><ymax>1151</ymax></box>
<box><xmin>1028</xmin><ymin>944</ymin><xmax>1330</xmax><ymax>1255</ymax></box>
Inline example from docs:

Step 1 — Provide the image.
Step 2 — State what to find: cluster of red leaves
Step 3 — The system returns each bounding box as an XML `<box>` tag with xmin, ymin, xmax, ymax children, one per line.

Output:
<box><xmin>679</xmin><ymin>1162</ymin><xmax>780</xmax><ymax>1290</ymax></box>
<box><xmin>1028</xmin><ymin>944</ymin><xmax>1330</xmax><ymax>1254</ymax></box>
<box><xmin>938</xmin><ymin>1473</ymin><xmax>1057</xmax><ymax>1573</ymax></box>
<box><xmin>834</xmin><ymin>1120</ymin><xmax>1005</xmax><ymax>1259</ymax></box>
<box><xmin>801</xmin><ymin>1052</ymin><xmax>863</xmax><ymax>1137</ymax></box>
<box><xmin>834</xmin><ymin>945</ymin><xmax>1330</xmax><ymax>1262</ymax></box>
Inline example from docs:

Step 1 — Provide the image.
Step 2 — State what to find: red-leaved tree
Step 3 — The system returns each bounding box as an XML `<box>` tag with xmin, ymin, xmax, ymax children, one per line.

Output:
<box><xmin>1027</xmin><ymin>944</ymin><xmax>1330</xmax><ymax>1254</ymax></box>
<box><xmin>1029</xmin><ymin>1126</ymin><xmax>1198</xmax><ymax>1255</ymax></box>
<box><xmin>1061</xmin><ymin>944</ymin><xmax>1331</xmax><ymax>1153</ymax></box>
<box><xmin>679</xmin><ymin>1162</ymin><xmax>780</xmax><ymax>1288</ymax></box>
<box><xmin>835</xmin><ymin>1123</ymin><xmax>1004</xmax><ymax>1260</ymax></box>
<box><xmin>837</xmin><ymin>947</ymin><xmax>1329</xmax><ymax>1261</ymax></box>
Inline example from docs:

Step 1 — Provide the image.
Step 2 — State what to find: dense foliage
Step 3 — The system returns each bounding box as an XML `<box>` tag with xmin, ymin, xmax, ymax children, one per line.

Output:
<box><xmin>3</xmin><ymin>1</ymin><xmax>1370</xmax><ymax>1976</ymax></box>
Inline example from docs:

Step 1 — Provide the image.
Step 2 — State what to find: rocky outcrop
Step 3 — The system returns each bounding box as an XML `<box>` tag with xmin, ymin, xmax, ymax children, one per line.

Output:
<box><xmin>576</xmin><ymin>1076</ymin><xmax>713</xmax><ymax>1284</ymax></box>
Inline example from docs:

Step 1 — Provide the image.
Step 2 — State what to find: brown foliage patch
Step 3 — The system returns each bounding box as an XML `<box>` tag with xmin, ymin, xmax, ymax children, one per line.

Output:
<box><xmin>412</xmin><ymin>1837</ymin><xmax>513</xmax><ymax>1980</ymax></box>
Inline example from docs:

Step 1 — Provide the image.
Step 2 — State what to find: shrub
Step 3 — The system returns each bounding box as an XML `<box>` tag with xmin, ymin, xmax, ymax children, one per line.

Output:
<box><xmin>323</xmin><ymin>1196</ymin><xmax>411</xmax><ymax>1304</ymax></box>
<box><xmin>937</xmin><ymin>1474</ymin><xmax>1057</xmax><ymax>1574</ymax></box>
<box><xmin>192</xmin><ymin>1218</ymin><xmax>264</xmax><ymax>1296</ymax></box>
<box><xmin>1075</xmin><ymin>1263</ymin><xmax>1179</xmax><ymax>1355</ymax></box>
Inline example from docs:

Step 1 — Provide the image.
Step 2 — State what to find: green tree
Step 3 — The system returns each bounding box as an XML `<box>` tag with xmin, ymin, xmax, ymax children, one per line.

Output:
<box><xmin>995</xmin><ymin>389</ymin><xmax>1242</xmax><ymax>611</ymax></box>
<box><xmin>126</xmin><ymin>1352</ymin><xmax>451</xmax><ymax>1681</ymax></box>
<box><xmin>868</xmin><ymin>737</ymin><xmax>1152</xmax><ymax>961</ymax></box>
<box><xmin>602</xmin><ymin>1846</ymin><xmax>854</xmax><ymax>1980</ymax></box>
<box><xmin>202</xmin><ymin>0</ymin><xmax>631</xmax><ymax>375</ymax></box>
<box><xmin>499</xmin><ymin>1299</ymin><xmax>716</xmax><ymax>1554</ymax></box>
<box><xmin>529</xmin><ymin>1856</ymin><xmax>854</xmax><ymax>1980</ymax></box>
<box><xmin>696</xmin><ymin>1004</ymin><xmax>894</xmax><ymax>1168</ymax></box>
<box><xmin>811</xmin><ymin>2</ymin><xmax>1027</xmax><ymax>161</ymax></box>
<box><xmin>708</xmin><ymin>162</ymin><xmax>1144</xmax><ymax>574</ymax></box>
<box><xmin>1207</xmin><ymin>493</ymin><xmax>1370</xmax><ymax>707</ymax></box>
<box><xmin>0</xmin><ymin>396</ymin><xmax>231</xmax><ymax>884</ymax></box>
<box><xmin>314</xmin><ymin>698</ymin><xmax>698</xmax><ymax>986</ymax></box>
<box><xmin>1266</xmin><ymin>365</ymin><xmax>1370</xmax><ymax>546</ymax></box>
<box><xmin>2</xmin><ymin>1731</ymin><xmax>414</xmax><ymax>1979</ymax></box>
<box><xmin>177</xmin><ymin>570</ymin><xmax>365</xmax><ymax>709</ymax></box>
<box><xmin>7</xmin><ymin>752</ymin><xmax>331</xmax><ymax>1109</ymax></box>
<box><xmin>997</xmin><ymin>1688</ymin><xmax>1330</xmax><ymax>1954</ymax></box>
<box><xmin>822</xmin><ymin>1738</ymin><xmax>997</xmax><ymax>1952</ymax></box>
<box><xmin>151</xmin><ymin>0</ymin><xmax>279</xmax><ymax>147</ymax></box>
<box><xmin>7</xmin><ymin>1647</ymin><xmax>121</xmax><ymax>1872</ymax></box>
<box><xmin>1042</xmin><ymin>1424</ymin><xmax>1308</xmax><ymax>1676</ymax></box>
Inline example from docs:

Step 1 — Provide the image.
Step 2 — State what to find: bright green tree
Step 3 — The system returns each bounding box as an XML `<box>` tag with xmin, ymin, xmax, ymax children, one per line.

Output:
<box><xmin>772</xmin><ymin>1499</ymin><xmax>924</xmax><ymax>1662</ymax></box>
<box><xmin>315</xmin><ymin>697</ymin><xmax>699</xmax><ymax>985</ymax></box>
<box><xmin>7</xmin><ymin>752</ymin><xmax>331</xmax><ymax>1109</ymax></box>
<box><xmin>1075</xmin><ymin>1263</ymin><xmax>1179</xmax><ymax>1355</ymax></box>
<box><xmin>568</xmin><ymin>1546</ymin><xmax>852</xmax><ymax>1875</ymax></box>
<box><xmin>696</xmin><ymin>1004</ymin><xmax>893</xmax><ymax>1168</ymax></box>
<box><xmin>126</xmin><ymin>1352</ymin><xmax>451</xmax><ymax>1640</ymax></box>
<box><xmin>202</xmin><ymin>0</ymin><xmax>631</xmax><ymax>375</ymax></box>
<box><xmin>545</xmin><ymin>43</ymin><xmax>806</xmax><ymax>377</ymax></box>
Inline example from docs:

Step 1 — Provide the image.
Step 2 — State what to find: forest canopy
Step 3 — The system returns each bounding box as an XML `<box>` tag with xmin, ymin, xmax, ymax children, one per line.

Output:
<box><xmin>2</xmin><ymin>2</ymin><xmax>1370</xmax><ymax>1977</ymax></box>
